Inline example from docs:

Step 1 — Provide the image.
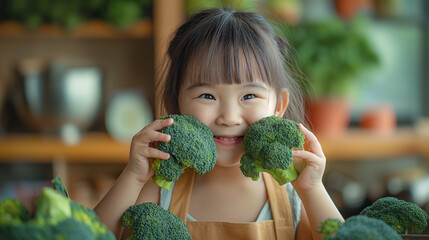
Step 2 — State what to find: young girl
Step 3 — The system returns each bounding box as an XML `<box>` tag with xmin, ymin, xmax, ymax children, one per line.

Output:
<box><xmin>94</xmin><ymin>7</ymin><xmax>344</xmax><ymax>240</ymax></box>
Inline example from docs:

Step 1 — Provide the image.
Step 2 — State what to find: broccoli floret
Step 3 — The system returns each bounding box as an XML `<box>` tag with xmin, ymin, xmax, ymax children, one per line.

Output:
<box><xmin>0</xmin><ymin>198</ymin><xmax>30</xmax><ymax>224</ymax></box>
<box><xmin>0</xmin><ymin>221</ymin><xmax>56</xmax><ymax>240</ymax></box>
<box><xmin>0</xmin><ymin>176</ymin><xmax>115</xmax><ymax>240</ymax></box>
<box><xmin>0</xmin><ymin>193</ymin><xmax>69</xmax><ymax>240</ymax></box>
<box><xmin>153</xmin><ymin>114</ymin><xmax>217</xmax><ymax>190</ymax></box>
<box><xmin>53</xmin><ymin>218</ymin><xmax>96</xmax><ymax>240</ymax></box>
<box><xmin>0</xmin><ymin>199</ymin><xmax>44</xmax><ymax>239</ymax></box>
<box><xmin>240</xmin><ymin>116</ymin><xmax>305</xmax><ymax>185</ymax></box>
<box><xmin>34</xmin><ymin>187</ymin><xmax>72</xmax><ymax>225</ymax></box>
<box><xmin>0</xmin><ymin>218</ymin><xmax>95</xmax><ymax>240</ymax></box>
<box><xmin>121</xmin><ymin>202</ymin><xmax>192</xmax><ymax>240</ymax></box>
<box><xmin>70</xmin><ymin>201</ymin><xmax>116</xmax><ymax>240</ymax></box>
<box><xmin>360</xmin><ymin>196</ymin><xmax>429</xmax><ymax>234</ymax></box>
<box><xmin>51</xmin><ymin>174</ymin><xmax>115</xmax><ymax>239</ymax></box>
<box><xmin>318</xmin><ymin>215</ymin><xmax>401</xmax><ymax>240</ymax></box>
<box><xmin>318</xmin><ymin>218</ymin><xmax>342</xmax><ymax>239</ymax></box>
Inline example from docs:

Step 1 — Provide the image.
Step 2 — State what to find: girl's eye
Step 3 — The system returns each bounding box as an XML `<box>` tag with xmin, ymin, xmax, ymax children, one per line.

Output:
<box><xmin>242</xmin><ymin>94</ymin><xmax>256</xmax><ymax>100</ymax></box>
<box><xmin>199</xmin><ymin>94</ymin><xmax>215</xmax><ymax>100</ymax></box>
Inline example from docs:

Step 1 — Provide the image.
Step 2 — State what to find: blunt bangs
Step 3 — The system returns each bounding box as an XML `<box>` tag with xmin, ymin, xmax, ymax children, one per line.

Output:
<box><xmin>185</xmin><ymin>12</ymin><xmax>284</xmax><ymax>90</ymax></box>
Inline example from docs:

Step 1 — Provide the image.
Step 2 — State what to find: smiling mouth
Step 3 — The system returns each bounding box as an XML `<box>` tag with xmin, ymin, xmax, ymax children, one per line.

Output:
<box><xmin>214</xmin><ymin>136</ymin><xmax>244</xmax><ymax>141</ymax></box>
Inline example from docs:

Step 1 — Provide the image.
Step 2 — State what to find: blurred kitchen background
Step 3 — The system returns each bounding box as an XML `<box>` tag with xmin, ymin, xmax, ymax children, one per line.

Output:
<box><xmin>0</xmin><ymin>0</ymin><xmax>428</xmax><ymax>228</ymax></box>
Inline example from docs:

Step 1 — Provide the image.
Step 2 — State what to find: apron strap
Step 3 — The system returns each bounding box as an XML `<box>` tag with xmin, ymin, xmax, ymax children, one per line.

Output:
<box><xmin>262</xmin><ymin>172</ymin><xmax>294</xmax><ymax>239</ymax></box>
<box><xmin>170</xmin><ymin>169</ymin><xmax>195</xmax><ymax>223</ymax></box>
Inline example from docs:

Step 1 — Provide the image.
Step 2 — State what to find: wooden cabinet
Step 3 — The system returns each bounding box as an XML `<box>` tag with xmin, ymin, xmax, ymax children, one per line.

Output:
<box><xmin>0</xmin><ymin>1</ymin><xmax>185</xmax><ymax>207</ymax></box>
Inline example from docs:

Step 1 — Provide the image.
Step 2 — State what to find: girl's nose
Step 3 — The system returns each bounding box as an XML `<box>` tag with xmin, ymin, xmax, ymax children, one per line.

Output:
<box><xmin>215</xmin><ymin>103</ymin><xmax>243</xmax><ymax>126</ymax></box>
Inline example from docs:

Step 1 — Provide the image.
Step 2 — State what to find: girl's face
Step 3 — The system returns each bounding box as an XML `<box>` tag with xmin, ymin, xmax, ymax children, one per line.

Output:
<box><xmin>178</xmin><ymin>78</ymin><xmax>287</xmax><ymax>167</ymax></box>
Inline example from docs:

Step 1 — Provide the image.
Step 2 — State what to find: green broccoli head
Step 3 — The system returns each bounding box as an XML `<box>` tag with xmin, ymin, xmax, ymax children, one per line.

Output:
<box><xmin>0</xmin><ymin>198</ymin><xmax>30</xmax><ymax>224</ymax></box>
<box><xmin>318</xmin><ymin>218</ymin><xmax>342</xmax><ymax>239</ymax></box>
<box><xmin>0</xmin><ymin>220</ymin><xmax>57</xmax><ymax>240</ymax></box>
<box><xmin>0</xmin><ymin>199</ymin><xmax>51</xmax><ymax>240</ymax></box>
<box><xmin>34</xmin><ymin>187</ymin><xmax>72</xmax><ymax>225</ymax></box>
<box><xmin>53</xmin><ymin>174</ymin><xmax>115</xmax><ymax>240</ymax></box>
<box><xmin>70</xmin><ymin>202</ymin><xmax>116</xmax><ymax>240</ymax></box>
<box><xmin>319</xmin><ymin>215</ymin><xmax>402</xmax><ymax>240</ymax></box>
<box><xmin>53</xmin><ymin>218</ymin><xmax>96</xmax><ymax>240</ymax></box>
<box><xmin>240</xmin><ymin>116</ymin><xmax>305</xmax><ymax>185</ymax></box>
<box><xmin>153</xmin><ymin>114</ymin><xmax>217</xmax><ymax>189</ymax></box>
<box><xmin>0</xmin><ymin>176</ymin><xmax>115</xmax><ymax>240</ymax></box>
<box><xmin>0</xmin><ymin>218</ymin><xmax>99</xmax><ymax>240</ymax></box>
<box><xmin>122</xmin><ymin>202</ymin><xmax>192</xmax><ymax>240</ymax></box>
<box><xmin>360</xmin><ymin>196</ymin><xmax>429</xmax><ymax>234</ymax></box>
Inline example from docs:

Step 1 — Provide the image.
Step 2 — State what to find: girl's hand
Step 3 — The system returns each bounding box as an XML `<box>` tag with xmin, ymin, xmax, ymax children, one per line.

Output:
<box><xmin>125</xmin><ymin>118</ymin><xmax>174</xmax><ymax>183</ymax></box>
<box><xmin>291</xmin><ymin>124</ymin><xmax>326</xmax><ymax>192</ymax></box>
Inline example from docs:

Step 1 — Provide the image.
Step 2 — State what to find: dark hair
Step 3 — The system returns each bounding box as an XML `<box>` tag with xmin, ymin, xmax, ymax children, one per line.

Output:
<box><xmin>158</xmin><ymin>7</ymin><xmax>306</xmax><ymax>124</ymax></box>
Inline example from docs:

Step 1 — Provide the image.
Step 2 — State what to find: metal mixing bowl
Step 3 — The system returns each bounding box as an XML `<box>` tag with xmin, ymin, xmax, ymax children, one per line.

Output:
<box><xmin>13</xmin><ymin>59</ymin><xmax>103</xmax><ymax>134</ymax></box>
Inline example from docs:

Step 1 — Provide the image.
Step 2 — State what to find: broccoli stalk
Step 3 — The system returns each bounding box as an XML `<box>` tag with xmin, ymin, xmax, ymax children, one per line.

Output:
<box><xmin>153</xmin><ymin>114</ymin><xmax>217</xmax><ymax>190</ymax></box>
<box><xmin>360</xmin><ymin>196</ymin><xmax>429</xmax><ymax>234</ymax></box>
<box><xmin>152</xmin><ymin>155</ymin><xmax>185</xmax><ymax>190</ymax></box>
<box><xmin>151</xmin><ymin>172</ymin><xmax>175</xmax><ymax>190</ymax></box>
<box><xmin>318</xmin><ymin>215</ymin><xmax>402</xmax><ymax>240</ymax></box>
<box><xmin>121</xmin><ymin>202</ymin><xmax>192</xmax><ymax>240</ymax></box>
<box><xmin>240</xmin><ymin>116</ymin><xmax>304</xmax><ymax>185</ymax></box>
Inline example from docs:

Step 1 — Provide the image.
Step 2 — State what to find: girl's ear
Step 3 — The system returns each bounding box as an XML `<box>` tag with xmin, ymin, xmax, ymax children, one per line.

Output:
<box><xmin>274</xmin><ymin>89</ymin><xmax>289</xmax><ymax>117</ymax></box>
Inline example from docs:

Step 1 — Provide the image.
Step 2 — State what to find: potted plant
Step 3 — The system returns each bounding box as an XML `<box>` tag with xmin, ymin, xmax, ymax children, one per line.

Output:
<box><xmin>280</xmin><ymin>17</ymin><xmax>379</xmax><ymax>136</ymax></box>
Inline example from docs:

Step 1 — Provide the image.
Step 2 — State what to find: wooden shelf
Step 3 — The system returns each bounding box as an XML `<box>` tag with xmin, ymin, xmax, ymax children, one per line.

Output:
<box><xmin>0</xmin><ymin>128</ymin><xmax>428</xmax><ymax>163</ymax></box>
<box><xmin>0</xmin><ymin>19</ymin><xmax>152</xmax><ymax>39</ymax></box>
<box><xmin>319</xmin><ymin>128</ymin><xmax>429</xmax><ymax>161</ymax></box>
<box><xmin>0</xmin><ymin>133</ymin><xmax>129</xmax><ymax>163</ymax></box>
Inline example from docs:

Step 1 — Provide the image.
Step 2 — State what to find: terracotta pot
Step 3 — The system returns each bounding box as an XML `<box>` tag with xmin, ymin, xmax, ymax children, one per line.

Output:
<box><xmin>335</xmin><ymin>0</ymin><xmax>373</xmax><ymax>19</ymax></box>
<box><xmin>306</xmin><ymin>98</ymin><xmax>350</xmax><ymax>137</ymax></box>
<box><xmin>359</xmin><ymin>104</ymin><xmax>396</xmax><ymax>135</ymax></box>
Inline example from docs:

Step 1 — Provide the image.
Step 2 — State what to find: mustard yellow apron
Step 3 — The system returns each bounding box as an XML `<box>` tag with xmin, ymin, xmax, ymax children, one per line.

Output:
<box><xmin>170</xmin><ymin>170</ymin><xmax>294</xmax><ymax>240</ymax></box>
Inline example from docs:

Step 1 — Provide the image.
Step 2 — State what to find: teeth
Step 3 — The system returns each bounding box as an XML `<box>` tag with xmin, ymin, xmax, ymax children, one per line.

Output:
<box><xmin>216</xmin><ymin>136</ymin><xmax>241</xmax><ymax>141</ymax></box>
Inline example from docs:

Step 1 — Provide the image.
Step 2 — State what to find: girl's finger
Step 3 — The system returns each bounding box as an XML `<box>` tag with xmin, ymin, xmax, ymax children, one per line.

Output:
<box><xmin>148</xmin><ymin>131</ymin><xmax>171</xmax><ymax>143</ymax></box>
<box><xmin>299</xmin><ymin>124</ymin><xmax>325</xmax><ymax>158</ymax></box>
<box><xmin>138</xmin><ymin>118</ymin><xmax>174</xmax><ymax>134</ymax></box>
<box><xmin>140</xmin><ymin>146</ymin><xmax>170</xmax><ymax>160</ymax></box>
<box><xmin>293</xmin><ymin>150</ymin><xmax>321</xmax><ymax>166</ymax></box>
<box><xmin>134</xmin><ymin>127</ymin><xmax>172</xmax><ymax>145</ymax></box>
<box><xmin>157</xmin><ymin>118</ymin><xmax>175</xmax><ymax>129</ymax></box>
